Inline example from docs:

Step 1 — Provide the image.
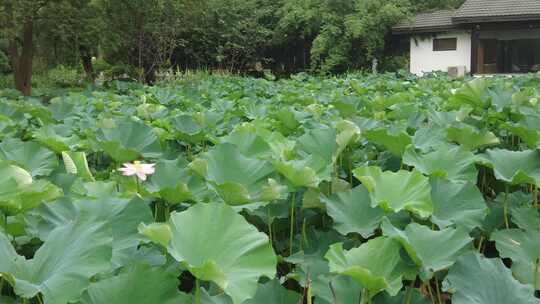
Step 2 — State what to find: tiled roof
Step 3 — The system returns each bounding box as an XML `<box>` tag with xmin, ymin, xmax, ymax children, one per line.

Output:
<box><xmin>454</xmin><ymin>0</ymin><xmax>540</xmax><ymax>22</ymax></box>
<box><xmin>393</xmin><ymin>10</ymin><xmax>456</xmax><ymax>33</ymax></box>
<box><xmin>393</xmin><ymin>0</ymin><xmax>540</xmax><ymax>33</ymax></box>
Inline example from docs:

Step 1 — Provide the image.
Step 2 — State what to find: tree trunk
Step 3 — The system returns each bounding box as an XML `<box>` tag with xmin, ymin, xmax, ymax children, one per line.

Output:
<box><xmin>9</xmin><ymin>19</ymin><xmax>33</xmax><ymax>96</ymax></box>
<box><xmin>79</xmin><ymin>45</ymin><xmax>95</xmax><ymax>82</ymax></box>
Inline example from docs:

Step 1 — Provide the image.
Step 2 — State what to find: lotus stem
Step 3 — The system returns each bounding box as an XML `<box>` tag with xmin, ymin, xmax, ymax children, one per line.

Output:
<box><xmin>435</xmin><ymin>279</ymin><xmax>442</xmax><ymax>304</ymax></box>
<box><xmin>267</xmin><ymin>209</ymin><xmax>273</xmax><ymax>246</ymax></box>
<box><xmin>426</xmin><ymin>282</ymin><xmax>435</xmax><ymax>304</ymax></box>
<box><xmin>0</xmin><ymin>277</ymin><xmax>4</xmax><ymax>296</ymax></box>
<box><xmin>306</xmin><ymin>285</ymin><xmax>313</xmax><ymax>304</ymax></box>
<box><xmin>477</xmin><ymin>236</ymin><xmax>485</xmax><ymax>253</ymax></box>
<box><xmin>289</xmin><ymin>191</ymin><xmax>296</xmax><ymax>257</ymax></box>
<box><xmin>302</xmin><ymin>218</ymin><xmax>309</xmax><ymax>250</ymax></box>
<box><xmin>405</xmin><ymin>280</ymin><xmax>415</xmax><ymax>304</ymax></box>
<box><xmin>534</xmin><ymin>258</ymin><xmax>539</xmax><ymax>291</ymax></box>
<box><xmin>360</xmin><ymin>288</ymin><xmax>370</xmax><ymax>304</ymax></box>
<box><xmin>37</xmin><ymin>294</ymin><xmax>44</xmax><ymax>304</ymax></box>
<box><xmin>329</xmin><ymin>281</ymin><xmax>337</xmax><ymax>304</ymax></box>
<box><xmin>195</xmin><ymin>279</ymin><xmax>201</xmax><ymax>304</ymax></box>
<box><xmin>504</xmin><ymin>184</ymin><xmax>510</xmax><ymax>229</ymax></box>
<box><xmin>534</xmin><ymin>185</ymin><xmax>538</xmax><ymax>211</ymax></box>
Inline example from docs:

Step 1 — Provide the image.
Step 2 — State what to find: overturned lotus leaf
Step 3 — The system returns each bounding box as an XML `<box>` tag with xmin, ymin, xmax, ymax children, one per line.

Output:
<box><xmin>325</xmin><ymin>238</ymin><xmax>406</xmax><ymax>298</ymax></box>
<box><xmin>476</xmin><ymin>149</ymin><xmax>540</xmax><ymax>186</ymax></box>
<box><xmin>33</xmin><ymin>124</ymin><xmax>80</xmax><ymax>153</ymax></box>
<box><xmin>364</xmin><ymin>128</ymin><xmax>412</xmax><ymax>157</ymax></box>
<box><xmin>138</xmin><ymin>223</ymin><xmax>172</xmax><ymax>248</ymax></box>
<box><xmin>273</xmin><ymin>158</ymin><xmax>324</xmax><ymax>189</ymax></box>
<box><xmin>446</xmin><ymin>124</ymin><xmax>499</xmax><ymax>150</ymax></box>
<box><xmin>403</xmin><ymin>144</ymin><xmax>477</xmax><ymax>182</ymax></box>
<box><xmin>146</xmin><ymin>157</ymin><xmax>207</xmax><ymax>205</ymax></box>
<box><xmin>382</xmin><ymin>219</ymin><xmax>472</xmax><ymax>280</ymax></box>
<box><xmin>353</xmin><ymin>166</ymin><xmax>433</xmax><ymax>218</ymax></box>
<box><xmin>448</xmin><ymin>78</ymin><xmax>489</xmax><ymax>110</ymax></box>
<box><xmin>164</xmin><ymin>203</ymin><xmax>277</xmax><ymax>304</ymax></box>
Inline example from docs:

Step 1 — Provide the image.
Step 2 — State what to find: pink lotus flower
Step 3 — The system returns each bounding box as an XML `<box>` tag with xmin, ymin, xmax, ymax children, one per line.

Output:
<box><xmin>118</xmin><ymin>161</ymin><xmax>155</xmax><ymax>181</ymax></box>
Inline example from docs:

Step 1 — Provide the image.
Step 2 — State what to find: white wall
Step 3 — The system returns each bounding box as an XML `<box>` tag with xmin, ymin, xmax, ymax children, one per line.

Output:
<box><xmin>410</xmin><ymin>31</ymin><xmax>471</xmax><ymax>75</ymax></box>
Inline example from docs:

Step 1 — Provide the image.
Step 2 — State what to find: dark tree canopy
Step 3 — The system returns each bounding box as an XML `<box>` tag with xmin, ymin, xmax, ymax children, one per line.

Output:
<box><xmin>0</xmin><ymin>0</ymin><xmax>464</xmax><ymax>94</ymax></box>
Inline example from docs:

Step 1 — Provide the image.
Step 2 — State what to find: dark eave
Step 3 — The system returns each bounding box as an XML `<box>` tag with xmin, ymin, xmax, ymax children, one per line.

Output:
<box><xmin>392</xmin><ymin>25</ymin><xmax>458</xmax><ymax>35</ymax></box>
<box><xmin>453</xmin><ymin>14</ymin><xmax>540</xmax><ymax>24</ymax></box>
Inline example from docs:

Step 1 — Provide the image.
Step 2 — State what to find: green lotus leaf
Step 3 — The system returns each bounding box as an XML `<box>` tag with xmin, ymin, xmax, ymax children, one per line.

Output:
<box><xmin>191</xmin><ymin>143</ymin><xmax>281</xmax><ymax>205</ymax></box>
<box><xmin>511</xmin><ymin>206</ymin><xmax>540</xmax><ymax>232</ymax></box>
<box><xmin>221</xmin><ymin>123</ymin><xmax>274</xmax><ymax>158</ymax></box>
<box><xmin>311</xmin><ymin>275</ymin><xmax>362</xmax><ymax>304</ymax></box>
<box><xmin>33</xmin><ymin>124</ymin><xmax>80</xmax><ymax>153</ymax></box>
<box><xmin>0</xmin><ymin>219</ymin><xmax>112</xmax><ymax>303</ymax></box>
<box><xmin>165</xmin><ymin>203</ymin><xmax>277</xmax><ymax>304</ymax></box>
<box><xmin>0</xmin><ymin>161</ymin><xmax>61</xmax><ymax>214</ymax></box>
<box><xmin>492</xmin><ymin>228</ymin><xmax>540</xmax><ymax>287</ymax></box>
<box><xmin>335</xmin><ymin>120</ymin><xmax>361</xmax><ymax>155</ymax></box>
<box><xmin>61</xmin><ymin>151</ymin><xmax>94</xmax><ymax>181</ymax></box>
<box><xmin>325</xmin><ymin>238</ymin><xmax>406</xmax><ymax>298</ymax></box>
<box><xmin>96</xmin><ymin>118</ymin><xmax>162</xmax><ymax>162</ymax></box>
<box><xmin>273</xmin><ymin>158</ymin><xmax>321</xmax><ymax>188</ymax></box>
<box><xmin>321</xmin><ymin>185</ymin><xmax>384</xmax><ymax>238</ymax></box>
<box><xmin>80</xmin><ymin>264</ymin><xmax>187</xmax><ymax>304</ymax></box>
<box><xmin>138</xmin><ymin>223</ymin><xmax>172</xmax><ymax>248</ymax></box>
<box><xmin>444</xmin><ymin>253</ymin><xmax>540</xmax><ymax>304</ymax></box>
<box><xmin>412</xmin><ymin>124</ymin><xmax>448</xmax><ymax>152</ymax></box>
<box><xmin>382</xmin><ymin>219</ymin><xmax>472</xmax><ymax>280</ymax></box>
<box><xmin>476</xmin><ymin>149</ymin><xmax>540</xmax><ymax>186</ymax></box>
<box><xmin>364</xmin><ymin>128</ymin><xmax>412</xmax><ymax>157</ymax></box>
<box><xmin>146</xmin><ymin>157</ymin><xmax>207</xmax><ymax>205</ymax></box>
<box><xmin>373</xmin><ymin>289</ymin><xmax>430</xmax><ymax>304</ymax></box>
<box><xmin>403</xmin><ymin>144</ymin><xmax>477</xmax><ymax>182</ymax></box>
<box><xmin>446</xmin><ymin>124</ymin><xmax>499</xmax><ymax>150</ymax></box>
<box><xmin>430</xmin><ymin>178</ymin><xmax>487</xmax><ymax>230</ymax></box>
<box><xmin>244</xmin><ymin>280</ymin><xmax>301</xmax><ymax>304</ymax></box>
<box><xmin>297</xmin><ymin>128</ymin><xmax>338</xmax><ymax>165</ymax></box>
<box><xmin>171</xmin><ymin>114</ymin><xmax>206</xmax><ymax>143</ymax></box>
<box><xmin>25</xmin><ymin>196</ymin><xmax>153</xmax><ymax>269</ymax></box>
<box><xmin>448</xmin><ymin>78</ymin><xmax>489</xmax><ymax>110</ymax></box>
<box><xmin>353</xmin><ymin>166</ymin><xmax>433</xmax><ymax>218</ymax></box>
<box><xmin>0</xmin><ymin>139</ymin><xmax>58</xmax><ymax>177</ymax></box>
<box><xmin>501</xmin><ymin>122</ymin><xmax>540</xmax><ymax>149</ymax></box>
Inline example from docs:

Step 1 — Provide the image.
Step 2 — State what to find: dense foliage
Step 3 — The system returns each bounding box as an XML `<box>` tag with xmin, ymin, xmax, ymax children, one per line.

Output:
<box><xmin>1</xmin><ymin>72</ymin><xmax>540</xmax><ymax>303</ymax></box>
<box><xmin>0</xmin><ymin>0</ymin><xmax>466</xmax><ymax>95</ymax></box>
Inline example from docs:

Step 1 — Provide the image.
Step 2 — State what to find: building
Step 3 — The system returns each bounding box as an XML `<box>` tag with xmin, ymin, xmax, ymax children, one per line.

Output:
<box><xmin>393</xmin><ymin>0</ymin><xmax>540</xmax><ymax>75</ymax></box>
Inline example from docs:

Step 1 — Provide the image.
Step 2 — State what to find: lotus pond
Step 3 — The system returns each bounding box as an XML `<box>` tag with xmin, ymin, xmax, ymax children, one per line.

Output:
<box><xmin>1</xmin><ymin>73</ymin><xmax>540</xmax><ymax>304</ymax></box>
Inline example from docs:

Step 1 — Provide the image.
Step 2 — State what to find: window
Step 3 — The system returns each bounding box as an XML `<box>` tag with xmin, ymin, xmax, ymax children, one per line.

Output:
<box><xmin>433</xmin><ymin>38</ymin><xmax>457</xmax><ymax>51</ymax></box>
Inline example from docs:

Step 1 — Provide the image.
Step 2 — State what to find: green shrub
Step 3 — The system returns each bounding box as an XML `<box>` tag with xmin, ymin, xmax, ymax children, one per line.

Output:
<box><xmin>46</xmin><ymin>65</ymin><xmax>84</xmax><ymax>88</ymax></box>
<box><xmin>0</xmin><ymin>51</ymin><xmax>11</xmax><ymax>74</ymax></box>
